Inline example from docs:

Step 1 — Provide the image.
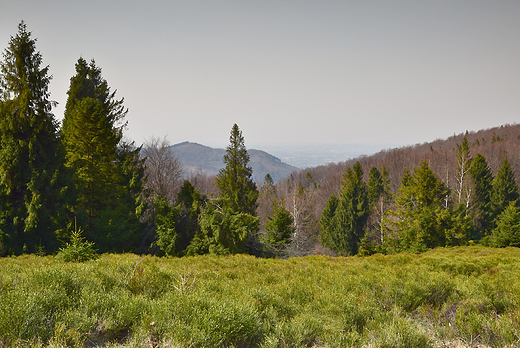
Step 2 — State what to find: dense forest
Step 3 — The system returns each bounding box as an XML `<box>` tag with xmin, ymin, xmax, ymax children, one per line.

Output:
<box><xmin>1</xmin><ymin>22</ymin><xmax>520</xmax><ymax>259</ymax></box>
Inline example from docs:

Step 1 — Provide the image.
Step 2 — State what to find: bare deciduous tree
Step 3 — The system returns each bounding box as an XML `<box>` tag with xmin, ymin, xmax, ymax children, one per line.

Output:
<box><xmin>188</xmin><ymin>169</ymin><xmax>218</xmax><ymax>198</ymax></box>
<box><xmin>142</xmin><ymin>136</ymin><xmax>183</xmax><ymax>203</ymax></box>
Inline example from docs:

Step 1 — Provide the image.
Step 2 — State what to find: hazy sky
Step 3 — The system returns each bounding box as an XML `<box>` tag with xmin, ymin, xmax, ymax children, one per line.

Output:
<box><xmin>2</xmin><ymin>1</ymin><xmax>519</xmax><ymax>149</ymax></box>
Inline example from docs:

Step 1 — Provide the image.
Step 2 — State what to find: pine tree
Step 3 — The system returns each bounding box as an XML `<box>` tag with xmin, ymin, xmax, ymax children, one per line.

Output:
<box><xmin>215</xmin><ymin>124</ymin><xmax>258</xmax><ymax>216</ymax></box>
<box><xmin>62</xmin><ymin>58</ymin><xmax>143</xmax><ymax>252</ymax></box>
<box><xmin>0</xmin><ymin>22</ymin><xmax>70</xmax><ymax>254</ymax></box>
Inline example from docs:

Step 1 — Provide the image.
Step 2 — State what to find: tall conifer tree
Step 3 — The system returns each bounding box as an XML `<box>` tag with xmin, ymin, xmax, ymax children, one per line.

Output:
<box><xmin>0</xmin><ymin>22</ymin><xmax>69</xmax><ymax>254</ymax></box>
<box><xmin>470</xmin><ymin>153</ymin><xmax>494</xmax><ymax>238</ymax></box>
<box><xmin>491</xmin><ymin>155</ymin><xmax>519</xmax><ymax>218</ymax></box>
<box><xmin>215</xmin><ymin>123</ymin><xmax>258</xmax><ymax>215</ymax></box>
<box><xmin>321</xmin><ymin>162</ymin><xmax>369</xmax><ymax>256</ymax></box>
<box><xmin>62</xmin><ymin>58</ymin><xmax>144</xmax><ymax>252</ymax></box>
<box><xmin>187</xmin><ymin>124</ymin><xmax>259</xmax><ymax>255</ymax></box>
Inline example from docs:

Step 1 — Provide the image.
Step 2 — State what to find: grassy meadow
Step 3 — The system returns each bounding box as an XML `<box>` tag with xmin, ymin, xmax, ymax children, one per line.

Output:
<box><xmin>1</xmin><ymin>247</ymin><xmax>520</xmax><ymax>347</ymax></box>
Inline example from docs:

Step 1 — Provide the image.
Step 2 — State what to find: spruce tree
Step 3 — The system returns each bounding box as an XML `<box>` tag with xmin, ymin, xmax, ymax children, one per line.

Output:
<box><xmin>469</xmin><ymin>153</ymin><xmax>494</xmax><ymax>238</ymax></box>
<box><xmin>389</xmin><ymin>160</ymin><xmax>466</xmax><ymax>252</ymax></box>
<box><xmin>323</xmin><ymin>162</ymin><xmax>369</xmax><ymax>256</ymax></box>
<box><xmin>367</xmin><ymin>166</ymin><xmax>384</xmax><ymax>206</ymax></box>
<box><xmin>263</xmin><ymin>198</ymin><xmax>294</xmax><ymax>248</ymax></box>
<box><xmin>215</xmin><ymin>123</ymin><xmax>258</xmax><ymax>216</ymax></box>
<box><xmin>0</xmin><ymin>22</ymin><xmax>69</xmax><ymax>254</ymax></box>
<box><xmin>62</xmin><ymin>58</ymin><xmax>144</xmax><ymax>252</ymax></box>
<box><xmin>491</xmin><ymin>155</ymin><xmax>519</xmax><ymax>219</ymax></box>
<box><xmin>319</xmin><ymin>194</ymin><xmax>339</xmax><ymax>249</ymax></box>
<box><xmin>488</xmin><ymin>202</ymin><xmax>520</xmax><ymax>247</ymax></box>
<box><xmin>187</xmin><ymin>124</ymin><xmax>259</xmax><ymax>254</ymax></box>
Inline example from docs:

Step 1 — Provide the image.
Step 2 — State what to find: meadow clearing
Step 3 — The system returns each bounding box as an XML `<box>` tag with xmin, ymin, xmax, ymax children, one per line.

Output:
<box><xmin>1</xmin><ymin>246</ymin><xmax>520</xmax><ymax>347</ymax></box>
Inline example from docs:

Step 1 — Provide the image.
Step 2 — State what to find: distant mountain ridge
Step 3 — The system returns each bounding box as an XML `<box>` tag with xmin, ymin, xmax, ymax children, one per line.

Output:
<box><xmin>171</xmin><ymin>142</ymin><xmax>299</xmax><ymax>183</ymax></box>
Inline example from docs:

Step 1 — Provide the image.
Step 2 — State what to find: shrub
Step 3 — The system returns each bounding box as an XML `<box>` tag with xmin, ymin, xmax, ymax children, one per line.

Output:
<box><xmin>56</xmin><ymin>228</ymin><xmax>97</xmax><ymax>262</ymax></box>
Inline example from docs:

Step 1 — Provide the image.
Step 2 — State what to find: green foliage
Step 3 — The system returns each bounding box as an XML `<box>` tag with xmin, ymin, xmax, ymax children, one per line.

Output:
<box><xmin>263</xmin><ymin>198</ymin><xmax>294</xmax><ymax>247</ymax></box>
<box><xmin>56</xmin><ymin>228</ymin><xmax>97</xmax><ymax>262</ymax></box>
<box><xmin>321</xmin><ymin>162</ymin><xmax>369</xmax><ymax>256</ymax></box>
<box><xmin>485</xmin><ymin>201</ymin><xmax>520</xmax><ymax>247</ymax></box>
<box><xmin>192</xmin><ymin>123</ymin><xmax>261</xmax><ymax>255</ymax></box>
<box><xmin>388</xmin><ymin>160</ymin><xmax>468</xmax><ymax>252</ymax></box>
<box><xmin>470</xmin><ymin>153</ymin><xmax>494</xmax><ymax>238</ymax></box>
<box><xmin>154</xmin><ymin>181</ymin><xmax>205</xmax><ymax>256</ymax></box>
<box><xmin>215</xmin><ymin>123</ymin><xmax>259</xmax><ymax>216</ymax></box>
<box><xmin>153</xmin><ymin>197</ymin><xmax>182</xmax><ymax>256</ymax></box>
<box><xmin>186</xmin><ymin>199</ymin><xmax>260</xmax><ymax>255</ymax></box>
<box><xmin>367</xmin><ymin>166</ymin><xmax>385</xmax><ymax>206</ymax></box>
<box><xmin>0</xmin><ymin>21</ymin><xmax>70</xmax><ymax>255</ymax></box>
<box><xmin>61</xmin><ymin>58</ymin><xmax>144</xmax><ymax>252</ymax></box>
<box><xmin>319</xmin><ymin>194</ymin><xmax>339</xmax><ymax>249</ymax></box>
<box><xmin>491</xmin><ymin>154</ymin><xmax>519</xmax><ymax>218</ymax></box>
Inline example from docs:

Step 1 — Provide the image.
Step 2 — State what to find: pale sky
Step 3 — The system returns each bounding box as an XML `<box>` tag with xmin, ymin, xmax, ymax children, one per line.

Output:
<box><xmin>1</xmin><ymin>1</ymin><xmax>519</xmax><ymax>149</ymax></box>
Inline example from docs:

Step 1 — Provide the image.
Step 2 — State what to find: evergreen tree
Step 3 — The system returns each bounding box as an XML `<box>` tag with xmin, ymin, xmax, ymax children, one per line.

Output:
<box><xmin>0</xmin><ymin>22</ymin><xmax>70</xmax><ymax>254</ymax></box>
<box><xmin>263</xmin><ymin>198</ymin><xmax>294</xmax><ymax>248</ymax></box>
<box><xmin>469</xmin><ymin>153</ymin><xmax>494</xmax><ymax>238</ymax></box>
<box><xmin>322</xmin><ymin>162</ymin><xmax>369</xmax><ymax>256</ymax></box>
<box><xmin>319</xmin><ymin>194</ymin><xmax>339</xmax><ymax>249</ymax></box>
<box><xmin>491</xmin><ymin>155</ymin><xmax>519</xmax><ymax>219</ymax></box>
<box><xmin>187</xmin><ymin>124</ymin><xmax>259</xmax><ymax>254</ymax></box>
<box><xmin>154</xmin><ymin>197</ymin><xmax>182</xmax><ymax>256</ymax></box>
<box><xmin>62</xmin><ymin>58</ymin><xmax>144</xmax><ymax>252</ymax></box>
<box><xmin>154</xmin><ymin>180</ymin><xmax>204</xmax><ymax>256</ymax></box>
<box><xmin>215</xmin><ymin>123</ymin><xmax>258</xmax><ymax>216</ymax></box>
<box><xmin>487</xmin><ymin>201</ymin><xmax>520</xmax><ymax>247</ymax></box>
<box><xmin>186</xmin><ymin>201</ymin><xmax>259</xmax><ymax>255</ymax></box>
<box><xmin>176</xmin><ymin>180</ymin><xmax>204</xmax><ymax>251</ymax></box>
<box><xmin>367</xmin><ymin>166</ymin><xmax>384</xmax><ymax>206</ymax></box>
<box><xmin>389</xmin><ymin>161</ymin><xmax>466</xmax><ymax>252</ymax></box>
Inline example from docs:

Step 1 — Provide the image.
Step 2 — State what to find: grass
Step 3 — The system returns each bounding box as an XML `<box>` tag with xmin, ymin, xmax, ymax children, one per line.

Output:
<box><xmin>1</xmin><ymin>246</ymin><xmax>520</xmax><ymax>347</ymax></box>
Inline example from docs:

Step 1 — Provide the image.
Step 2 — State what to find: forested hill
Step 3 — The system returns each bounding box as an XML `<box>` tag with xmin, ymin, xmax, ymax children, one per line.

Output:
<box><xmin>277</xmin><ymin>123</ymin><xmax>520</xmax><ymax>225</ymax></box>
<box><xmin>171</xmin><ymin>141</ymin><xmax>299</xmax><ymax>183</ymax></box>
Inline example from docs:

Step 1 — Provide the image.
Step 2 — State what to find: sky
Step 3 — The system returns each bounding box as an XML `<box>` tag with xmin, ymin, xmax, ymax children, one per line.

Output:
<box><xmin>1</xmin><ymin>0</ymin><xmax>520</xmax><ymax>150</ymax></box>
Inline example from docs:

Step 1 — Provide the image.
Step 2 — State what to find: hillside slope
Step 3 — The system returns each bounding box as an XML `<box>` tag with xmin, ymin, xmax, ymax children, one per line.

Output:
<box><xmin>171</xmin><ymin>142</ymin><xmax>299</xmax><ymax>183</ymax></box>
<box><xmin>276</xmin><ymin>123</ymin><xmax>520</xmax><ymax>222</ymax></box>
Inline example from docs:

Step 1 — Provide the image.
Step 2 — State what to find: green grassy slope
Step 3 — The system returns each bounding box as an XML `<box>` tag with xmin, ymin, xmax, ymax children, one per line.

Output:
<box><xmin>1</xmin><ymin>247</ymin><xmax>520</xmax><ymax>347</ymax></box>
